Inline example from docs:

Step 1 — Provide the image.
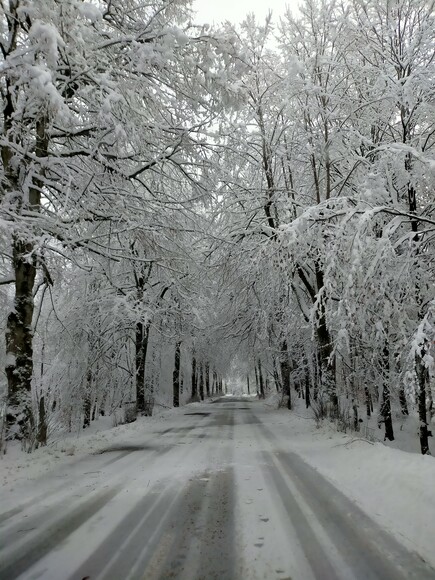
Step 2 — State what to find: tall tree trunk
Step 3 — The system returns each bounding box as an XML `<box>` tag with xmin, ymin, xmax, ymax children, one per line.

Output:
<box><xmin>305</xmin><ymin>370</ymin><xmax>310</xmax><ymax>408</ymax></box>
<box><xmin>5</xmin><ymin>238</ymin><xmax>37</xmax><ymax>442</ymax></box>
<box><xmin>199</xmin><ymin>363</ymin><xmax>204</xmax><ymax>400</ymax></box>
<box><xmin>258</xmin><ymin>360</ymin><xmax>265</xmax><ymax>399</ymax></box>
<box><xmin>36</xmin><ymin>395</ymin><xmax>47</xmax><ymax>447</ymax></box>
<box><xmin>280</xmin><ymin>340</ymin><xmax>291</xmax><ymax>410</ymax></box>
<box><xmin>365</xmin><ymin>383</ymin><xmax>372</xmax><ymax>418</ymax></box>
<box><xmin>315</xmin><ymin>267</ymin><xmax>337</xmax><ymax>414</ymax></box>
<box><xmin>205</xmin><ymin>363</ymin><xmax>210</xmax><ymax>398</ymax></box>
<box><xmin>313</xmin><ymin>352</ymin><xmax>319</xmax><ymax>401</ymax></box>
<box><xmin>247</xmin><ymin>375</ymin><xmax>250</xmax><ymax>395</ymax></box>
<box><xmin>83</xmin><ymin>369</ymin><xmax>92</xmax><ymax>429</ymax></box>
<box><xmin>395</xmin><ymin>353</ymin><xmax>409</xmax><ymax>416</ymax></box>
<box><xmin>135</xmin><ymin>322</ymin><xmax>145</xmax><ymax>413</ymax></box>
<box><xmin>380</xmin><ymin>342</ymin><xmax>394</xmax><ymax>441</ymax></box>
<box><xmin>211</xmin><ymin>370</ymin><xmax>216</xmax><ymax>395</ymax></box>
<box><xmin>5</xmin><ymin>117</ymin><xmax>48</xmax><ymax>441</ymax></box>
<box><xmin>415</xmin><ymin>345</ymin><xmax>430</xmax><ymax>455</ymax></box>
<box><xmin>135</xmin><ymin>320</ymin><xmax>150</xmax><ymax>414</ymax></box>
<box><xmin>173</xmin><ymin>341</ymin><xmax>181</xmax><ymax>408</ymax></box>
<box><xmin>191</xmin><ymin>354</ymin><xmax>198</xmax><ymax>401</ymax></box>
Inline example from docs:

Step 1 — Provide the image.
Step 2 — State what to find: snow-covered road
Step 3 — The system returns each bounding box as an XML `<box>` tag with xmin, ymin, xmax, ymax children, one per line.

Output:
<box><xmin>0</xmin><ymin>398</ymin><xmax>433</xmax><ymax>580</ymax></box>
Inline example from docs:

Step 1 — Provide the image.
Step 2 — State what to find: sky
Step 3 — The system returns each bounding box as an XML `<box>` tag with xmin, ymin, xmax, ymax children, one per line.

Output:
<box><xmin>193</xmin><ymin>0</ymin><xmax>299</xmax><ymax>26</ymax></box>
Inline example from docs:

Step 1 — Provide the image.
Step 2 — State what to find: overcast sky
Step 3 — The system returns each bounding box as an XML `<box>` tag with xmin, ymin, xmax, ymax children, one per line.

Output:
<box><xmin>193</xmin><ymin>0</ymin><xmax>299</xmax><ymax>25</ymax></box>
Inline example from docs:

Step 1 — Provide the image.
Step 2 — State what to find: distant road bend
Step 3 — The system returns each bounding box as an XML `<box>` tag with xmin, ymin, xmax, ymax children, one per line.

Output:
<box><xmin>0</xmin><ymin>397</ymin><xmax>433</xmax><ymax>580</ymax></box>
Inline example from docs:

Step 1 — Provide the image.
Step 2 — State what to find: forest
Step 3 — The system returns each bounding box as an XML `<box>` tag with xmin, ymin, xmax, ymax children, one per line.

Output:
<box><xmin>0</xmin><ymin>0</ymin><xmax>434</xmax><ymax>455</ymax></box>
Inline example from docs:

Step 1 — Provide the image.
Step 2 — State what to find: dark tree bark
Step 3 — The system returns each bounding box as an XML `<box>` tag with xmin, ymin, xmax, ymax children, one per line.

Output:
<box><xmin>36</xmin><ymin>396</ymin><xmax>47</xmax><ymax>447</ymax></box>
<box><xmin>395</xmin><ymin>354</ymin><xmax>409</xmax><ymax>416</ymax></box>
<box><xmin>83</xmin><ymin>370</ymin><xmax>92</xmax><ymax>429</ymax></box>
<box><xmin>380</xmin><ymin>342</ymin><xmax>394</xmax><ymax>441</ymax></box>
<box><xmin>365</xmin><ymin>384</ymin><xmax>372</xmax><ymax>418</ymax></box>
<box><xmin>247</xmin><ymin>375</ymin><xmax>250</xmax><ymax>395</ymax></box>
<box><xmin>173</xmin><ymin>341</ymin><xmax>181</xmax><ymax>408</ymax></box>
<box><xmin>135</xmin><ymin>320</ymin><xmax>150</xmax><ymax>414</ymax></box>
<box><xmin>5</xmin><ymin>238</ymin><xmax>37</xmax><ymax>441</ymax></box>
<box><xmin>191</xmin><ymin>354</ymin><xmax>198</xmax><ymax>401</ymax></box>
<box><xmin>205</xmin><ymin>363</ymin><xmax>210</xmax><ymax>398</ymax></box>
<box><xmin>199</xmin><ymin>363</ymin><xmax>204</xmax><ymax>400</ymax></box>
<box><xmin>211</xmin><ymin>370</ymin><xmax>216</xmax><ymax>395</ymax></box>
<box><xmin>280</xmin><ymin>340</ymin><xmax>291</xmax><ymax>409</ymax></box>
<box><xmin>415</xmin><ymin>345</ymin><xmax>430</xmax><ymax>455</ymax></box>
<box><xmin>352</xmin><ymin>400</ymin><xmax>359</xmax><ymax>432</ymax></box>
<box><xmin>258</xmin><ymin>360</ymin><xmax>265</xmax><ymax>399</ymax></box>
<box><xmin>297</xmin><ymin>264</ymin><xmax>337</xmax><ymax>414</ymax></box>
<box><xmin>5</xmin><ymin>119</ymin><xmax>49</xmax><ymax>442</ymax></box>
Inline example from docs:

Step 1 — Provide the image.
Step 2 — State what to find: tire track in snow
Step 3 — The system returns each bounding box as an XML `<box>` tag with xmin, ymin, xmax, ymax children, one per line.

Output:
<box><xmin>254</xmin><ymin>413</ymin><xmax>435</xmax><ymax>580</ymax></box>
<box><xmin>0</xmin><ymin>485</ymin><xmax>121</xmax><ymax>580</ymax></box>
<box><xmin>68</xmin><ymin>405</ymin><xmax>236</xmax><ymax>580</ymax></box>
<box><xmin>260</xmin><ymin>450</ymin><xmax>339</xmax><ymax>579</ymax></box>
<box><xmin>0</xmin><ymin>418</ymin><xmax>211</xmax><ymax>580</ymax></box>
<box><xmin>129</xmin><ymin>403</ymin><xmax>237</xmax><ymax>580</ymax></box>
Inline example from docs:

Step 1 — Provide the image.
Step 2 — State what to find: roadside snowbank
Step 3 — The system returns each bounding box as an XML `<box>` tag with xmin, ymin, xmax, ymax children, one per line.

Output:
<box><xmin>0</xmin><ymin>403</ymin><xmax>190</xmax><ymax>489</ymax></box>
<box><xmin>261</xmin><ymin>403</ymin><xmax>435</xmax><ymax>568</ymax></box>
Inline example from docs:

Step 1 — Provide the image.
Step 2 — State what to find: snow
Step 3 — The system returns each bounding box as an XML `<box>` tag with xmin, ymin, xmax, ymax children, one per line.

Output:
<box><xmin>1</xmin><ymin>399</ymin><xmax>434</xmax><ymax>578</ymax></box>
<box><xmin>259</xmin><ymin>402</ymin><xmax>435</xmax><ymax>568</ymax></box>
<box><xmin>78</xmin><ymin>3</ymin><xmax>103</xmax><ymax>23</ymax></box>
<box><xmin>0</xmin><ymin>404</ymin><xmax>187</xmax><ymax>490</ymax></box>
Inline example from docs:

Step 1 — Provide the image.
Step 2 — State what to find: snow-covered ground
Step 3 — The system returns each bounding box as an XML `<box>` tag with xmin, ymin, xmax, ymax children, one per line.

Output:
<box><xmin>1</xmin><ymin>397</ymin><xmax>434</xmax><ymax>579</ymax></box>
<box><xmin>259</xmin><ymin>402</ymin><xmax>435</xmax><ymax>569</ymax></box>
<box><xmin>0</xmin><ymin>403</ymin><xmax>189</xmax><ymax>489</ymax></box>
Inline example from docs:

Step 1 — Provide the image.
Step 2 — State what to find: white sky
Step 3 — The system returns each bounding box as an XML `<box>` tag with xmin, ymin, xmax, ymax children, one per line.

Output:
<box><xmin>193</xmin><ymin>0</ymin><xmax>299</xmax><ymax>25</ymax></box>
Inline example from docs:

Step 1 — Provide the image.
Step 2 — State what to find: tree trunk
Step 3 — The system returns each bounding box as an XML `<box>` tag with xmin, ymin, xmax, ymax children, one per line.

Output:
<box><xmin>365</xmin><ymin>384</ymin><xmax>371</xmax><ymax>418</ymax></box>
<box><xmin>415</xmin><ymin>345</ymin><xmax>430</xmax><ymax>455</ymax></box>
<box><xmin>305</xmin><ymin>373</ymin><xmax>310</xmax><ymax>408</ymax></box>
<box><xmin>5</xmin><ymin>238</ymin><xmax>37</xmax><ymax>442</ymax></box>
<box><xmin>135</xmin><ymin>320</ymin><xmax>150</xmax><ymax>414</ymax></box>
<box><xmin>205</xmin><ymin>363</ymin><xmax>210</xmax><ymax>398</ymax></box>
<box><xmin>313</xmin><ymin>352</ymin><xmax>320</xmax><ymax>402</ymax></box>
<box><xmin>4</xmin><ymin>72</ymin><xmax>48</xmax><ymax>443</ymax></box>
<box><xmin>352</xmin><ymin>400</ymin><xmax>359</xmax><ymax>432</ymax></box>
<box><xmin>247</xmin><ymin>375</ymin><xmax>250</xmax><ymax>395</ymax></box>
<box><xmin>191</xmin><ymin>354</ymin><xmax>198</xmax><ymax>401</ymax></box>
<box><xmin>380</xmin><ymin>343</ymin><xmax>394</xmax><ymax>441</ymax></box>
<box><xmin>36</xmin><ymin>395</ymin><xmax>47</xmax><ymax>447</ymax></box>
<box><xmin>280</xmin><ymin>340</ymin><xmax>291</xmax><ymax>410</ymax></box>
<box><xmin>395</xmin><ymin>354</ymin><xmax>409</xmax><ymax>415</ymax></box>
<box><xmin>315</xmin><ymin>292</ymin><xmax>337</xmax><ymax>415</ymax></box>
<box><xmin>258</xmin><ymin>360</ymin><xmax>265</xmax><ymax>399</ymax></box>
<box><xmin>199</xmin><ymin>363</ymin><xmax>204</xmax><ymax>400</ymax></box>
<box><xmin>173</xmin><ymin>341</ymin><xmax>181</xmax><ymax>408</ymax></box>
<box><xmin>83</xmin><ymin>370</ymin><xmax>92</xmax><ymax>430</ymax></box>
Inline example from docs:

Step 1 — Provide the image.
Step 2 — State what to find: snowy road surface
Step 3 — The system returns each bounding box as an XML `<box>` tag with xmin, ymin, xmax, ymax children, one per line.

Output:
<box><xmin>0</xmin><ymin>398</ymin><xmax>433</xmax><ymax>580</ymax></box>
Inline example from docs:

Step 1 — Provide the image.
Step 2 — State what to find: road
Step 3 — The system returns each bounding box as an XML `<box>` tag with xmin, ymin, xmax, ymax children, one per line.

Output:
<box><xmin>0</xmin><ymin>397</ymin><xmax>433</xmax><ymax>580</ymax></box>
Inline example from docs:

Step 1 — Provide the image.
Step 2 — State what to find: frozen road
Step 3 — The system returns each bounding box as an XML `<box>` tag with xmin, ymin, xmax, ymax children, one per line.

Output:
<box><xmin>0</xmin><ymin>398</ymin><xmax>433</xmax><ymax>580</ymax></box>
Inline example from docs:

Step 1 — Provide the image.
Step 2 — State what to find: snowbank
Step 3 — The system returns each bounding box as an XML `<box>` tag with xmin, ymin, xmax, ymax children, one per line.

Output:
<box><xmin>261</xmin><ymin>403</ymin><xmax>435</xmax><ymax>568</ymax></box>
